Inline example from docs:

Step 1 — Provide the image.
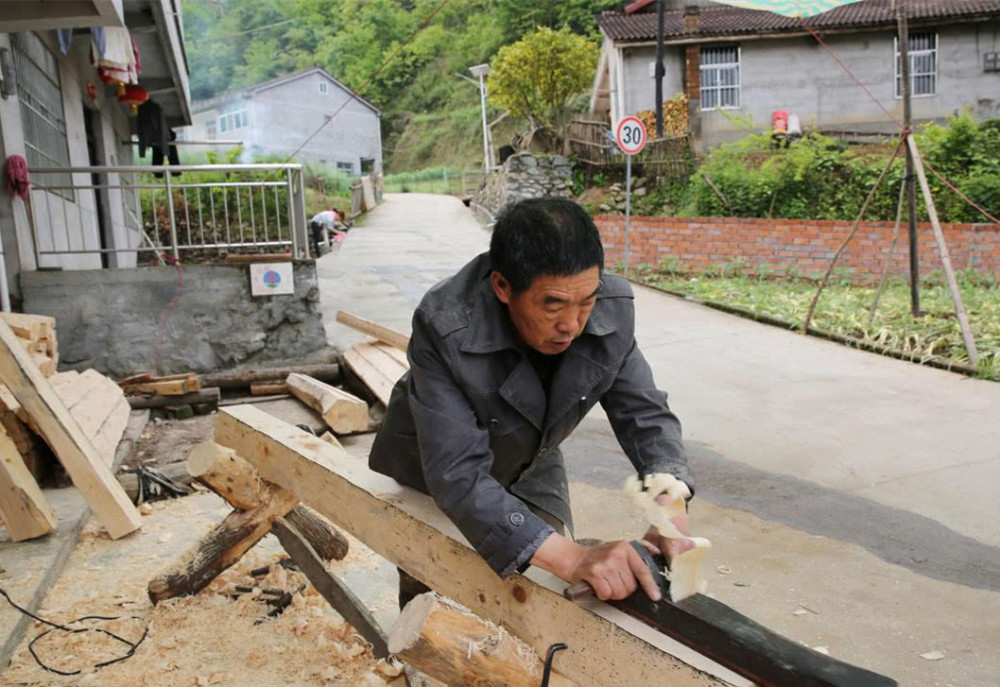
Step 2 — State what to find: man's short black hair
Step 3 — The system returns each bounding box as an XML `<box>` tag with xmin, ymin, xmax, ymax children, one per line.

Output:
<box><xmin>490</xmin><ymin>198</ymin><xmax>604</xmax><ymax>292</ymax></box>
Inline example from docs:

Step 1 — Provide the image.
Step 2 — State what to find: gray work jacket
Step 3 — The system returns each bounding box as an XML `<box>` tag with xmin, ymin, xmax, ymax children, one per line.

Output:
<box><xmin>369</xmin><ymin>253</ymin><xmax>692</xmax><ymax>578</ymax></box>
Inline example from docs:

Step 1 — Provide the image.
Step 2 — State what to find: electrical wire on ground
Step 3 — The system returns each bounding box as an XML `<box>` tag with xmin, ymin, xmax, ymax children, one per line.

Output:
<box><xmin>0</xmin><ymin>588</ymin><xmax>148</xmax><ymax>676</ymax></box>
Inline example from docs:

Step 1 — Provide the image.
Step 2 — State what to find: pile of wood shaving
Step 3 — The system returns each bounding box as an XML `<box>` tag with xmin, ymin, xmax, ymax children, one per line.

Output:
<box><xmin>4</xmin><ymin>496</ymin><xmax>401</xmax><ymax>686</ymax></box>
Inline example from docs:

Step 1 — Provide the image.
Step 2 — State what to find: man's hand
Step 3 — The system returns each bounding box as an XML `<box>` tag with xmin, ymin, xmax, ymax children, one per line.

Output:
<box><xmin>531</xmin><ymin>534</ymin><xmax>663</xmax><ymax>601</ymax></box>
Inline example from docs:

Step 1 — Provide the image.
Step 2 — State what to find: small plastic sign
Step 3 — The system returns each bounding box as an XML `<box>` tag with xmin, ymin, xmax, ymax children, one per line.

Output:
<box><xmin>615</xmin><ymin>116</ymin><xmax>647</xmax><ymax>155</ymax></box>
<box><xmin>249</xmin><ymin>262</ymin><xmax>295</xmax><ymax>296</ymax></box>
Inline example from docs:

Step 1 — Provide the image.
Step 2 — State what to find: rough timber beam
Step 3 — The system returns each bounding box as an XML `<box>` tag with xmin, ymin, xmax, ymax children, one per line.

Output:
<box><xmin>213</xmin><ymin>405</ymin><xmax>734</xmax><ymax>687</ymax></box>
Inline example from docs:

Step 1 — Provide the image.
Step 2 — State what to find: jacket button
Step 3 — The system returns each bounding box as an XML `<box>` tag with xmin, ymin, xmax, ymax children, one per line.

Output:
<box><xmin>488</xmin><ymin>418</ymin><xmax>500</xmax><ymax>430</ymax></box>
<box><xmin>536</xmin><ymin>448</ymin><xmax>547</xmax><ymax>458</ymax></box>
<box><xmin>509</xmin><ymin>512</ymin><xmax>525</xmax><ymax>526</ymax></box>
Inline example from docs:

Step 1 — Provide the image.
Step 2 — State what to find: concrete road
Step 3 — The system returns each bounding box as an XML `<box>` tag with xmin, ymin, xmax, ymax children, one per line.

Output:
<box><xmin>317</xmin><ymin>194</ymin><xmax>1000</xmax><ymax>687</ymax></box>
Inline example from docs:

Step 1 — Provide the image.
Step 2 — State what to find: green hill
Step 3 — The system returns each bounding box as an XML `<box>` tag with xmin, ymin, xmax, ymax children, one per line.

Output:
<box><xmin>181</xmin><ymin>0</ymin><xmax>618</xmax><ymax>171</ymax></box>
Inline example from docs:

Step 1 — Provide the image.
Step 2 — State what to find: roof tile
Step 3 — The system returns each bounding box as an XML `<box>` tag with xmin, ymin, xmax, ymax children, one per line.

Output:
<box><xmin>599</xmin><ymin>0</ymin><xmax>1000</xmax><ymax>42</ymax></box>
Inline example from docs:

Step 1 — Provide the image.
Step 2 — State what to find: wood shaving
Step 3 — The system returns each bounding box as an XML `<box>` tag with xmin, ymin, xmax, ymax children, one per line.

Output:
<box><xmin>4</xmin><ymin>494</ymin><xmax>386</xmax><ymax>686</ymax></box>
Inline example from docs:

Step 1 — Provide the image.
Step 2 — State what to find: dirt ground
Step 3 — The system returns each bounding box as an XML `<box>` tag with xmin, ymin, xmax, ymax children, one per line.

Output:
<box><xmin>2</xmin><ymin>491</ymin><xmax>403</xmax><ymax>687</ymax></box>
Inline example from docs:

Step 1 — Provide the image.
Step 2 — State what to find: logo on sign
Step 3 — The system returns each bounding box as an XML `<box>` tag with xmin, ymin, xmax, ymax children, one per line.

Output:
<box><xmin>615</xmin><ymin>116</ymin><xmax>647</xmax><ymax>155</ymax></box>
<box><xmin>262</xmin><ymin>269</ymin><xmax>282</xmax><ymax>288</ymax></box>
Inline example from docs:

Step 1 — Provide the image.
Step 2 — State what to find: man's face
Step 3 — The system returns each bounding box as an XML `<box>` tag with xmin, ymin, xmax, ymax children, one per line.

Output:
<box><xmin>491</xmin><ymin>267</ymin><xmax>602</xmax><ymax>355</ymax></box>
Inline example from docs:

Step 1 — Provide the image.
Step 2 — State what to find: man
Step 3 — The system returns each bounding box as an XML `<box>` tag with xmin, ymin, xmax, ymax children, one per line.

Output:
<box><xmin>309</xmin><ymin>208</ymin><xmax>347</xmax><ymax>254</ymax></box>
<box><xmin>370</xmin><ymin>198</ymin><xmax>693</xmax><ymax>605</ymax></box>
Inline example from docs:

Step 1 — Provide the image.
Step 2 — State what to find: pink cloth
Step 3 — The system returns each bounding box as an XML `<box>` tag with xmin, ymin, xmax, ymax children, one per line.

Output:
<box><xmin>4</xmin><ymin>155</ymin><xmax>30</xmax><ymax>202</ymax></box>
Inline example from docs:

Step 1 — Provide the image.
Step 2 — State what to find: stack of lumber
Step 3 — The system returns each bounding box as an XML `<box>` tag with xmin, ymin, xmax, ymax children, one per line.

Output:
<box><xmin>0</xmin><ymin>317</ymin><xmax>140</xmax><ymax>542</ymax></box>
<box><xmin>119</xmin><ymin>372</ymin><xmax>221</xmax><ymax>413</ymax></box>
<box><xmin>0</xmin><ymin>313</ymin><xmax>58</xmax><ymax>377</ymax></box>
<box><xmin>335</xmin><ymin>311</ymin><xmax>409</xmax><ymax>407</ymax></box>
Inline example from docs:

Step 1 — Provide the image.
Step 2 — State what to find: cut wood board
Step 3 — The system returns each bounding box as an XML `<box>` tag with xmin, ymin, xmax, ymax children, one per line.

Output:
<box><xmin>48</xmin><ymin>370</ymin><xmax>130</xmax><ymax>466</ymax></box>
<box><xmin>342</xmin><ymin>340</ymin><xmax>409</xmax><ymax>406</ymax></box>
<box><xmin>0</xmin><ymin>423</ymin><xmax>56</xmax><ymax>541</ymax></box>
<box><xmin>335</xmin><ymin>311</ymin><xmax>409</xmax><ymax>351</ymax></box>
<box><xmin>285</xmin><ymin>373</ymin><xmax>368</xmax><ymax>434</ymax></box>
<box><xmin>0</xmin><ymin>320</ymin><xmax>140</xmax><ymax>539</ymax></box>
<box><xmin>214</xmin><ymin>405</ymin><xmax>736</xmax><ymax>687</ymax></box>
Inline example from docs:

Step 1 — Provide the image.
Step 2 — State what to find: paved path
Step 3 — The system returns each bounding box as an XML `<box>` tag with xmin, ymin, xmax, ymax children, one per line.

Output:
<box><xmin>317</xmin><ymin>194</ymin><xmax>1000</xmax><ymax>687</ymax></box>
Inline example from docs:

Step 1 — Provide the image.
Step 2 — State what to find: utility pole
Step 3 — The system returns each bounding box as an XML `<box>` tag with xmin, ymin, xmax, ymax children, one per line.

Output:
<box><xmin>898</xmin><ymin>3</ymin><xmax>920</xmax><ymax>316</ymax></box>
<box><xmin>655</xmin><ymin>0</ymin><xmax>665</xmax><ymax>137</ymax></box>
<box><xmin>469</xmin><ymin>64</ymin><xmax>492</xmax><ymax>173</ymax></box>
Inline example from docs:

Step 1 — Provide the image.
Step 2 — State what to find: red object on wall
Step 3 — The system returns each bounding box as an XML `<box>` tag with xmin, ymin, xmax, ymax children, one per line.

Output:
<box><xmin>4</xmin><ymin>155</ymin><xmax>30</xmax><ymax>202</ymax></box>
<box><xmin>772</xmin><ymin>110</ymin><xmax>789</xmax><ymax>134</ymax></box>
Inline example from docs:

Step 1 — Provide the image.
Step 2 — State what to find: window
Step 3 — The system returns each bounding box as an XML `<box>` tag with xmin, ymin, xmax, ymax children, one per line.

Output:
<box><xmin>895</xmin><ymin>32</ymin><xmax>937</xmax><ymax>97</ymax></box>
<box><xmin>218</xmin><ymin>103</ymin><xmax>250</xmax><ymax>133</ymax></box>
<box><xmin>700</xmin><ymin>46</ymin><xmax>740</xmax><ymax>110</ymax></box>
<box><xmin>336</xmin><ymin>161</ymin><xmax>354</xmax><ymax>173</ymax></box>
<box><xmin>319</xmin><ymin>81</ymin><xmax>329</xmax><ymax>94</ymax></box>
<box><xmin>206</xmin><ymin>120</ymin><xmax>217</xmax><ymax>138</ymax></box>
<box><xmin>10</xmin><ymin>32</ymin><xmax>74</xmax><ymax>200</ymax></box>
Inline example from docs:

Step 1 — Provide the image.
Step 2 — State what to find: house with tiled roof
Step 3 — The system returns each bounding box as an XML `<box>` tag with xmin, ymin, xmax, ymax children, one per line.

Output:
<box><xmin>591</xmin><ymin>0</ymin><xmax>1000</xmax><ymax>149</ymax></box>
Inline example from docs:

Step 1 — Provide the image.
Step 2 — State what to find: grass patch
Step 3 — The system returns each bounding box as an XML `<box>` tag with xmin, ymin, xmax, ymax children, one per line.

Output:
<box><xmin>628</xmin><ymin>266</ymin><xmax>1000</xmax><ymax>381</ymax></box>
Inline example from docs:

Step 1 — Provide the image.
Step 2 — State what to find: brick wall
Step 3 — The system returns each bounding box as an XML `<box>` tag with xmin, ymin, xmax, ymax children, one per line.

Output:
<box><xmin>594</xmin><ymin>215</ymin><xmax>1000</xmax><ymax>282</ymax></box>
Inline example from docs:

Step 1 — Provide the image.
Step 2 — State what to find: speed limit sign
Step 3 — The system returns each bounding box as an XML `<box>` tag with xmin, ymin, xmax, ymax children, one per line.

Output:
<box><xmin>615</xmin><ymin>116</ymin><xmax>647</xmax><ymax>155</ymax></box>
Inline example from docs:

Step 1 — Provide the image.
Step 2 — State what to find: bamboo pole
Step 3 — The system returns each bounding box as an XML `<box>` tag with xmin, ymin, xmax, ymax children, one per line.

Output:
<box><xmin>904</xmin><ymin>135</ymin><xmax>980</xmax><ymax>367</ymax></box>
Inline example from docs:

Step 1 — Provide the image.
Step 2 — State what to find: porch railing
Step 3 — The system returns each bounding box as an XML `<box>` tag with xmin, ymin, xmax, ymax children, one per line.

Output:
<box><xmin>26</xmin><ymin>163</ymin><xmax>311</xmax><ymax>267</ymax></box>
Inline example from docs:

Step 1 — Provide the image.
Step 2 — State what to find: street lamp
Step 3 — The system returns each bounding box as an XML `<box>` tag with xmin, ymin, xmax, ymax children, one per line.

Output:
<box><xmin>469</xmin><ymin>63</ymin><xmax>492</xmax><ymax>172</ymax></box>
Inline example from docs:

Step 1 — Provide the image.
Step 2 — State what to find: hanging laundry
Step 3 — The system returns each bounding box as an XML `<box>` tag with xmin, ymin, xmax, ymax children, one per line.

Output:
<box><xmin>4</xmin><ymin>155</ymin><xmax>31</xmax><ymax>202</ymax></box>
<box><xmin>91</xmin><ymin>26</ymin><xmax>139</xmax><ymax>87</ymax></box>
<box><xmin>137</xmin><ymin>100</ymin><xmax>169</xmax><ymax>159</ymax></box>
<box><xmin>91</xmin><ymin>27</ymin><xmax>107</xmax><ymax>59</ymax></box>
<box><xmin>152</xmin><ymin>130</ymin><xmax>182</xmax><ymax>178</ymax></box>
<box><xmin>57</xmin><ymin>29</ymin><xmax>73</xmax><ymax>56</ymax></box>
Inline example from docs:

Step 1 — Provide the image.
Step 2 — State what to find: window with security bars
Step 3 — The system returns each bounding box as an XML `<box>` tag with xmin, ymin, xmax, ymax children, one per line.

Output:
<box><xmin>10</xmin><ymin>32</ymin><xmax>74</xmax><ymax>201</ymax></box>
<box><xmin>895</xmin><ymin>32</ymin><xmax>937</xmax><ymax>97</ymax></box>
<box><xmin>700</xmin><ymin>46</ymin><xmax>741</xmax><ymax>111</ymax></box>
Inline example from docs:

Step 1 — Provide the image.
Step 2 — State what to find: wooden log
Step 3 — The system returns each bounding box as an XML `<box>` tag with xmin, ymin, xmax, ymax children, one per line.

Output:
<box><xmin>249</xmin><ymin>381</ymin><xmax>289</xmax><ymax>395</ymax></box>
<box><xmin>127</xmin><ymin>387</ymin><xmax>220</xmax><ymax>410</ymax></box>
<box><xmin>200</xmin><ymin>363</ymin><xmax>340</xmax><ymax>391</ymax></box>
<box><xmin>187</xmin><ymin>441</ymin><xmax>348</xmax><ymax>561</ymax></box>
<box><xmin>285</xmin><ymin>373</ymin><xmax>367</xmax><ymax>434</ymax></box>
<box><xmin>147</xmin><ymin>484</ymin><xmax>299</xmax><ymax>603</ymax></box>
<box><xmin>389</xmin><ymin>592</ymin><xmax>577</xmax><ymax>687</ymax></box>
<box><xmin>0</xmin><ymin>320</ymin><xmax>140</xmax><ymax>539</ymax></box>
<box><xmin>272</xmin><ymin>517</ymin><xmax>387</xmax><ymax>657</ymax></box>
<box><xmin>342</xmin><ymin>341</ymin><xmax>408</xmax><ymax>406</ymax></box>
<box><xmin>213</xmin><ymin>406</ymin><xmax>736</xmax><ymax>687</ymax></box>
<box><xmin>124</xmin><ymin>377</ymin><xmax>201</xmax><ymax>396</ymax></box>
<box><xmin>224</xmin><ymin>252</ymin><xmax>292</xmax><ymax>264</ymax></box>
<box><xmin>335</xmin><ymin>311</ymin><xmax>410</xmax><ymax>351</ymax></box>
<box><xmin>0</xmin><ymin>423</ymin><xmax>56</xmax><ymax>541</ymax></box>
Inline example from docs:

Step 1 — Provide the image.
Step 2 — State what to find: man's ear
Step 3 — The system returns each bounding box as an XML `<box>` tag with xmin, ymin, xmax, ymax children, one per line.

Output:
<box><xmin>490</xmin><ymin>271</ymin><xmax>513</xmax><ymax>305</ymax></box>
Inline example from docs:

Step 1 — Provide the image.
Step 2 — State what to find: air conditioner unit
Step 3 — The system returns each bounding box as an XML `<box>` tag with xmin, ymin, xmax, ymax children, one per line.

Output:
<box><xmin>985</xmin><ymin>52</ymin><xmax>1000</xmax><ymax>72</ymax></box>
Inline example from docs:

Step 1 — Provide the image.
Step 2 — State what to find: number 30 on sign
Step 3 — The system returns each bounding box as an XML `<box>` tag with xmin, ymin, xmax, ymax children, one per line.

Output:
<box><xmin>615</xmin><ymin>116</ymin><xmax>647</xmax><ymax>155</ymax></box>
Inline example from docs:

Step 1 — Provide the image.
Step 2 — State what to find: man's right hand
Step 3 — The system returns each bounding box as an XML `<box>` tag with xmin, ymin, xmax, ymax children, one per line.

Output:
<box><xmin>531</xmin><ymin>534</ymin><xmax>662</xmax><ymax>601</ymax></box>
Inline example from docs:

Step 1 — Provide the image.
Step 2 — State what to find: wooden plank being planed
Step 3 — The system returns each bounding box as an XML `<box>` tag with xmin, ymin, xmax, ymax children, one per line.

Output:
<box><xmin>213</xmin><ymin>406</ymin><xmax>739</xmax><ymax>687</ymax></box>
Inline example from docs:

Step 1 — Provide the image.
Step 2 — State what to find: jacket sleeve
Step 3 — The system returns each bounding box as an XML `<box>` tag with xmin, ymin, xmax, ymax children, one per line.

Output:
<box><xmin>600</xmin><ymin>339</ymin><xmax>695</xmax><ymax>494</ymax></box>
<box><xmin>407</xmin><ymin>311</ymin><xmax>554</xmax><ymax>578</ymax></box>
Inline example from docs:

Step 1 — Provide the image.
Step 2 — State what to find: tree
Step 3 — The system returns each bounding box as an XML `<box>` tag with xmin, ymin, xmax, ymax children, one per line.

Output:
<box><xmin>487</xmin><ymin>27</ymin><xmax>598</xmax><ymax>137</ymax></box>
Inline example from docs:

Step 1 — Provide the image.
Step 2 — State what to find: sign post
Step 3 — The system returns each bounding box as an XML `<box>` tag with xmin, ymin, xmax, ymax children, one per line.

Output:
<box><xmin>615</xmin><ymin>116</ymin><xmax>647</xmax><ymax>276</ymax></box>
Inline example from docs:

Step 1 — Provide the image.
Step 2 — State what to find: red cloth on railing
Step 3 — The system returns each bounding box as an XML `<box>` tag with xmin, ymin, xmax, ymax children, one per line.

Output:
<box><xmin>4</xmin><ymin>155</ymin><xmax>30</xmax><ymax>202</ymax></box>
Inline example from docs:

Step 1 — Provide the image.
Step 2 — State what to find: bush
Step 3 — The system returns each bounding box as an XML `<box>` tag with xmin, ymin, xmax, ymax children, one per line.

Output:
<box><xmin>666</xmin><ymin>113</ymin><xmax>1000</xmax><ymax>224</ymax></box>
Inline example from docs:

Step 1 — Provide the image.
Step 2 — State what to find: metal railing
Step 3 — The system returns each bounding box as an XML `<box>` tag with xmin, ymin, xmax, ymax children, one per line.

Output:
<box><xmin>26</xmin><ymin>163</ymin><xmax>310</xmax><ymax>267</ymax></box>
